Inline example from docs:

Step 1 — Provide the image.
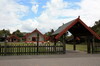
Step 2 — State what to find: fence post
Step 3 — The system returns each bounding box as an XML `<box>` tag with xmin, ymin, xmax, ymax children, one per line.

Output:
<box><xmin>63</xmin><ymin>33</ymin><xmax>66</xmax><ymax>54</ymax></box>
<box><xmin>0</xmin><ymin>45</ymin><xmax>1</xmax><ymax>55</ymax></box>
<box><xmin>4</xmin><ymin>41</ymin><xmax>7</xmax><ymax>56</ymax></box>
<box><xmin>54</xmin><ymin>38</ymin><xmax>56</xmax><ymax>53</ymax></box>
<box><xmin>37</xmin><ymin>33</ymin><xmax>39</xmax><ymax>55</ymax></box>
<box><xmin>91</xmin><ymin>36</ymin><xmax>94</xmax><ymax>54</ymax></box>
<box><xmin>87</xmin><ymin>36</ymin><xmax>91</xmax><ymax>54</ymax></box>
<box><xmin>73</xmin><ymin>36</ymin><xmax>76</xmax><ymax>51</ymax></box>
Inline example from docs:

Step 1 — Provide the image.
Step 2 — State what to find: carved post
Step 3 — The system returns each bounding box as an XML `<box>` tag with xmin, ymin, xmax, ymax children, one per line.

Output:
<box><xmin>4</xmin><ymin>33</ymin><xmax>7</xmax><ymax>56</ymax></box>
<box><xmin>73</xmin><ymin>36</ymin><xmax>76</xmax><ymax>51</ymax></box>
<box><xmin>87</xmin><ymin>36</ymin><xmax>91</xmax><ymax>54</ymax></box>
<box><xmin>37</xmin><ymin>33</ymin><xmax>39</xmax><ymax>55</ymax></box>
<box><xmin>54</xmin><ymin>37</ymin><xmax>56</xmax><ymax>53</ymax></box>
<box><xmin>91</xmin><ymin>36</ymin><xmax>94</xmax><ymax>54</ymax></box>
<box><xmin>63</xmin><ymin>33</ymin><xmax>66</xmax><ymax>54</ymax></box>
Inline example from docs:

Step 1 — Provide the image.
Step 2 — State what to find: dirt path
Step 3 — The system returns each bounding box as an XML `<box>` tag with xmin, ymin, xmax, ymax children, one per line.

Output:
<box><xmin>0</xmin><ymin>50</ymin><xmax>100</xmax><ymax>66</ymax></box>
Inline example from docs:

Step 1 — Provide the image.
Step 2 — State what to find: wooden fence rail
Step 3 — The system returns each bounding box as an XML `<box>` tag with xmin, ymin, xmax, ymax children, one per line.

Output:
<box><xmin>93</xmin><ymin>43</ymin><xmax>100</xmax><ymax>53</ymax></box>
<box><xmin>0</xmin><ymin>42</ymin><xmax>64</xmax><ymax>56</ymax></box>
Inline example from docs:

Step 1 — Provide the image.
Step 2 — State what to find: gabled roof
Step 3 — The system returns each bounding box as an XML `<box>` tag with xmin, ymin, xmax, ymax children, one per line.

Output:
<box><xmin>53</xmin><ymin>17</ymin><xmax>100</xmax><ymax>40</ymax></box>
<box><xmin>25</xmin><ymin>29</ymin><xmax>45</xmax><ymax>38</ymax></box>
<box><xmin>7</xmin><ymin>35</ymin><xmax>20</xmax><ymax>39</ymax></box>
<box><xmin>52</xmin><ymin>19</ymin><xmax>76</xmax><ymax>35</ymax></box>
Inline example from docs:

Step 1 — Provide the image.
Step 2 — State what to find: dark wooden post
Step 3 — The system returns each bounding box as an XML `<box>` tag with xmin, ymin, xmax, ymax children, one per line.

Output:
<box><xmin>87</xmin><ymin>36</ymin><xmax>91</xmax><ymax>54</ymax></box>
<box><xmin>73</xmin><ymin>36</ymin><xmax>76</xmax><ymax>51</ymax></box>
<box><xmin>37</xmin><ymin>33</ymin><xmax>39</xmax><ymax>55</ymax></box>
<box><xmin>63</xmin><ymin>33</ymin><xmax>66</xmax><ymax>54</ymax></box>
<box><xmin>4</xmin><ymin>33</ymin><xmax>7</xmax><ymax>56</ymax></box>
<box><xmin>91</xmin><ymin>36</ymin><xmax>94</xmax><ymax>54</ymax></box>
<box><xmin>0</xmin><ymin>45</ymin><xmax>1</xmax><ymax>55</ymax></box>
<box><xmin>54</xmin><ymin>37</ymin><xmax>56</xmax><ymax>53</ymax></box>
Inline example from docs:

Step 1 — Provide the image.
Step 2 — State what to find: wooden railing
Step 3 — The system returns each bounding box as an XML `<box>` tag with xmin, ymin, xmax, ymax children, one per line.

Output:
<box><xmin>93</xmin><ymin>43</ymin><xmax>100</xmax><ymax>53</ymax></box>
<box><xmin>0</xmin><ymin>42</ymin><xmax>64</xmax><ymax>56</ymax></box>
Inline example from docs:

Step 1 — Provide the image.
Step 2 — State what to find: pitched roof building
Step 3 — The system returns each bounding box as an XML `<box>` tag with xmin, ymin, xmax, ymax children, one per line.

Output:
<box><xmin>25</xmin><ymin>29</ymin><xmax>45</xmax><ymax>42</ymax></box>
<box><xmin>53</xmin><ymin>16</ymin><xmax>100</xmax><ymax>40</ymax></box>
<box><xmin>7</xmin><ymin>35</ymin><xmax>20</xmax><ymax>42</ymax></box>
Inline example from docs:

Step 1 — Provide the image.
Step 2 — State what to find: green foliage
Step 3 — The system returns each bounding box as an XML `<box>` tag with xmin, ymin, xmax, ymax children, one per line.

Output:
<box><xmin>0</xmin><ymin>29</ymin><xmax>11</xmax><ymax>37</ymax></box>
<box><xmin>12</xmin><ymin>29</ymin><xmax>24</xmax><ymax>37</ymax></box>
<box><xmin>92</xmin><ymin>20</ymin><xmax>100</xmax><ymax>35</ymax></box>
<box><xmin>45</xmin><ymin>29</ymin><xmax>54</xmax><ymax>36</ymax></box>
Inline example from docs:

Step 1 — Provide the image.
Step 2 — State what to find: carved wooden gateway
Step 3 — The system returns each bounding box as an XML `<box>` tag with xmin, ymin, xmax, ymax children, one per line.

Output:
<box><xmin>0</xmin><ymin>17</ymin><xmax>100</xmax><ymax>56</ymax></box>
<box><xmin>52</xmin><ymin>16</ymin><xmax>100</xmax><ymax>53</ymax></box>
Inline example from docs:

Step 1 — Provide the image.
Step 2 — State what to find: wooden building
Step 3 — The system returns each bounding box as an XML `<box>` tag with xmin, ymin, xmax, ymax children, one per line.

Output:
<box><xmin>52</xmin><ymin>16</ymin><xmax>100</xmax><ymax>53</ymax></box>
<box><xmin>25</xmin><ymin>29</ymin><xmax>45</xmax><ymax>42</ymax></box>
<box><xmin>7</xmin><ymin>35</ymin><xmax>20</xmax><ymax>42</ymax></box>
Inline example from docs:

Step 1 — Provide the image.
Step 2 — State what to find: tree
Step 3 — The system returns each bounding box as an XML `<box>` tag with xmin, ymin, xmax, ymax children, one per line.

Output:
<box><xmin>0</xmin><ymin>29</ymin><xmax>11</xmax><ymax>42</ymax></box>
<box><xmin>0</xmin><ymin>29</ymin><xmax>10</xmax><ymax>37</ymax></box>
<box><xmin>45</xmin><ymin>29</ymin><xmax>55</xmax><ymax>41</ymax></box>
<box><xmin>12</xmin><ymin>29</ymin><xmax>24</xmax><ymax>37</ymax></box>
<box><xmin>45</xmin><ymin>29</ymin><xmax>54</xmax><ymax>36</ymax></box>
<box><xmin>92</xmin><ymin>20</ymin><xmax>100</xmax><ymax>35</ymax></box>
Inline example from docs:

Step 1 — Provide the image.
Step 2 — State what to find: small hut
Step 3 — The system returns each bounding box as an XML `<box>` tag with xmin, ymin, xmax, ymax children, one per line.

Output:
<box><xmin>7</xmin><ymin>35</ymin><xmax>20</xmax><ymax>42</ymax></box>
<box><xmin>25</xmin><ymin>29</ymin><xmax>45</xmax><ymax>42</ymax></box>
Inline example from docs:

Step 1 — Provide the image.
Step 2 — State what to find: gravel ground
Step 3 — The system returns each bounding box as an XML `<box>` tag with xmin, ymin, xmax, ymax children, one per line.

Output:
<box><xmin>0</xmin><ymin>50</ymin><xmax>100</xmax><ymax>66</ymax></box>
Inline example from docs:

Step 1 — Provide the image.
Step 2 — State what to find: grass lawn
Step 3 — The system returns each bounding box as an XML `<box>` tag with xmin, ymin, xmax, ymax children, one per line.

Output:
<box><xmin>66</xmin><ymin>43</ymin><xmax>87</xmax><ymax>52</ymax></box>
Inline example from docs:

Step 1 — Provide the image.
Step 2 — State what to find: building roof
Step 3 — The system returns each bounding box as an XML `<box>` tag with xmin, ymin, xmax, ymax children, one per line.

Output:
<box><xmin>25</xmin><ymin>29</ymin><xmax>45</xmax><ymax>38</ymax></box>
<box><xmin>53</xmin><ymin>17</ymin><xmax>100</xmax><ymax>40</ymax></box>
<box><xmin>52</xmin><ymin>19</ymin><xmax>76</xmax><ymax>35</ymax></box>
<box><xmin>7</xmin><ymin>35</ymin><xmax>20</xmax><ymax>39</ymax></box>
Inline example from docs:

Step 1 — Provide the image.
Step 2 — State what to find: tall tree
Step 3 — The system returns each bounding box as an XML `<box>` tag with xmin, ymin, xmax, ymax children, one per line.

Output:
<box><xmin>45</xmin><ymin>29</ymin><xmax>54</xmax><ymax>36</ymax></box>
<box><xmin>0</xmin><ymin>29</ymin><xmax>10</xmax><ymax>37</ymax></box>
<box><xmin>12</xmin><ymin>29</ymin><xmax>24</xmax><ymax>37</ymax></box>
<box><xmin>92</xmin><ymin>20</ymin><xmax>100</xmax><ymax>35</ymax></box>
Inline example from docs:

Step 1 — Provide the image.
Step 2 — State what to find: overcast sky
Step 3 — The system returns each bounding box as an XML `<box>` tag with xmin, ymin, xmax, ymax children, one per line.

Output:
<box><xmin>0</xmin><ymin>0</ymin><xmax>100</xmax><ymax>33</ymax></box>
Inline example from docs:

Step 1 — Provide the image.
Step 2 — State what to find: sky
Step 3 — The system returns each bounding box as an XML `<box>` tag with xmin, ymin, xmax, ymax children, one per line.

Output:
<box><xmin>0</xmin><ymin>0</ymin><xmax>100</xmax><ymax>33</ymax></box>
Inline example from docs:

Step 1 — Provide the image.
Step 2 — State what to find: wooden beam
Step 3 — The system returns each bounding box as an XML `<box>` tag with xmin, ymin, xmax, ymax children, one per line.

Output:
<box><xmin>91</xmin><ymin>36</ymin><xmax>94</xmax><ymax>54</ymax></box>
<box><xmin>63</xmin><ymin>33</ymin><xmax>66</xmax><ymax>54</ymax></box>
<box><xmin>54</xmin><ymin>37</ymin><xmax>56</xmax><ymax>53</ymax></box>
<box><xmin>73</xmin><ymin>36</ymin><xmax>76</xmax><ymax>51</ymax></box>
<box><xmin>87</xmin><ymin>36</ymin><xmax>91</xmax><ymax>54</ymax></box>
<box><xmin>37</xmin><ymin>33</ymin><xmax>39</xmax><ymax>55</ymax></box>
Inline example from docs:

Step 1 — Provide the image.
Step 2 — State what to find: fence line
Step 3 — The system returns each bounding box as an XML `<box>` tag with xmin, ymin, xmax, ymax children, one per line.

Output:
<box><xmin>93</xmin><ymin>43</ymin><xmax>100</xmax><ymax>53</ymax></box>
<box><xmin>0</xmin><ymin>42</ymin><xmax>64</xmax><ymax>56</ymax></box>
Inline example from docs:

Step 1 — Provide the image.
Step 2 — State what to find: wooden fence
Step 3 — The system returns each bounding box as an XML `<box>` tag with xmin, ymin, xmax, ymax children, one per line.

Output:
<box><xmin>93</xmin><ymin>43</ymin><xmax>100</xmax><ymax>53</ymax></box>
<box><xmin>0</xmin><ymin>42</ymin><xmax>64</xmax><ymax>56</ymax></box>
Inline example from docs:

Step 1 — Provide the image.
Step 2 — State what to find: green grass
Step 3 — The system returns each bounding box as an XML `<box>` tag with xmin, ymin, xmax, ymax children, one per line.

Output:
<box><xmin>66</xmin><ymin>43</ymin><xmax>87</xmax><ymax>52</ymax></box>
<box><xmin>66</xmin><ymin>44</ymin><xmax>73</xmax><ymax>50</ymax></box>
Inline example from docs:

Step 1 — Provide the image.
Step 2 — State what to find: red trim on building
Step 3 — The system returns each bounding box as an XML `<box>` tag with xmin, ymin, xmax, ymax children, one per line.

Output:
<box><xmin>8</xmin><ymin>35</ymin><xmax>20</xmax><ymax>39</ymax></box>
<box><xmin>78</xmin><ymin>18</ymin><xmax>100</xmax><ymax>40</ymax></box>
<box><xmin>55</xmin><ymin>18</ymin><xmax>78</xmax><ymax>39</ymax></box>
<box><xmin>55</xmin><ymin>18</ymin><xmax>100</xmax><ymax>40</ymax></box>
<box><xmin>7</xmin><ymin>35</ymin><xmax>20</xmax><ymax>42</ymax></box>
<box><xmin>25</xmin><ymin>29</ymin><xmax>46</xmax><ymax>40</ymax></box>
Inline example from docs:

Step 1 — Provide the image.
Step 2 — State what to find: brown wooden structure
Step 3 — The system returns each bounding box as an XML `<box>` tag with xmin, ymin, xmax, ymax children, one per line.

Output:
<box><xmin>52</xmin><ymin>16</ymin><xmax>100</xmax><ymax>53</ymax></box>
<box><xmin>0</xmin><ymin>32</ymin><xmax>64</xmax><ymax>56</ymax></box>
<box><xmin>25</xmin><ymin>29</ymin><xmax>46</xmax><ymax>42</ymax></box>
<box><xmin>0</xmin><ymin>17</ymin><xmax>100</xmax><ymax>56</ymax></box>
<box><xmin>7</xmin><ymin>35</ymin><xmax>20</xmax><ymax>42</ymax></box>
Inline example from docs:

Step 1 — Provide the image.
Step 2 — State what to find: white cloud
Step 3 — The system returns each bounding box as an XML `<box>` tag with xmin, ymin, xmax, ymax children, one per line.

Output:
<box><xmin>32</xmin><ymin>4</ymin><xmax>39</xmax><ymax>14</ymax></box>
<box><xmin>78</xmin><ymin>0</ymin><xmax>100</xmax><ymax>26</ymax></box>
<box><xmin>21</xmin><ymin>19</ymin><xmax>39</xmax><ymax>32</ymax></box>
<box><xmin>0</xmin><ymin>0</ymin><xmax>40</xmax><ymax>33</ymax></box>
<box><xmin>31</xmin><ymin>0</ymin><xmax>39</xmax><ymax>14</ymax></box>
<box><xmin>34</xmin><ymin>0</ymin><xmax>75</xmax><ymax>32</ymax></box>
<box><xmin>0</xmin><ymin>0</ymin><xmax>100</xmax><ymax>33</ymax></box>
<box><xmin>0</xmin><ymin>0</ymin><xmax>29</xmax><ymax>33</ymax></box>
<box><xmin>35</xmin><ymin>0</ymin><xmax>100</xmax><ymax>33</ymax></box>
